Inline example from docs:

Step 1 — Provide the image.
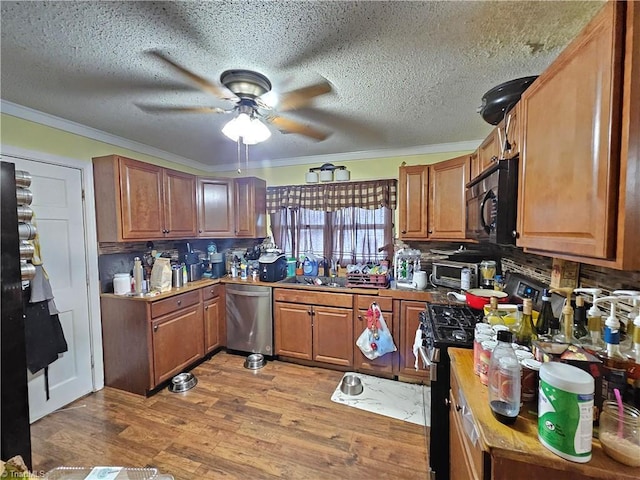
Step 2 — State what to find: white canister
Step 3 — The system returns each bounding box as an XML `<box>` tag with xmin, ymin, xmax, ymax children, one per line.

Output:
<box><xmin>412</xmin><ymin>271</ymin><xmax>428</xmax><ymax>290</ymax></box>
<box><xmin>461</xmin><ymin>267</ymin><xmax>472</xmax><ymax>290</ymax></box>
<box><xmin>113</xmin><ymin>273</ymin><xmax>131</xmax><ymax>295</ymax></box>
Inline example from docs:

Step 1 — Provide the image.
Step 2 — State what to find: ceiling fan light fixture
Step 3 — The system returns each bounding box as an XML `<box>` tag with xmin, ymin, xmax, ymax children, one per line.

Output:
<box><xmin>222</xmin><ymin>112</ymin><xmax>271</xmax><ymax>145</ymax></box>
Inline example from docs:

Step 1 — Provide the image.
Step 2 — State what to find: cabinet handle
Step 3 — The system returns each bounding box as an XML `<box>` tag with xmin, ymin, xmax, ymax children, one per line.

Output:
<box><xmin>401</xmin><ymin>230</ymin><xmax>406</xmax><ymax>234</ymax></box>
<box><xmin>210</xmin><ymin>289</ymin><xmax>214</xmax><ymax>295</ymax></box>
<box><xmin>204</xmin><ymin>306</ymin><xmax>208</xmax><ymax>311</ymax></box>
<box><xmin>199</xmin><ymin>229</ymin><xmax>202</xmax><ymax>233</ymax></box>
<box><xmin>177</xmin><ymin>300</ymin><xmax>182</xmax><ymax>306</ymax></box>
<box><xmin>357</xmin><ymin>314</ymin><xmax>363</xmax><ymax>321</ymax></box>
<box><xmin>512</xmin><ymin>230</ymin><xmax>519</xmax><ymax>239</ymax></box>
<box><xmin>308</xmin><ymin>308</ymin><xmax>313</xmax><ymax>316</ymax></box>
<box><xmin>428</xmin><ymin>230</ymin><xmax>433</xmax><ymax>234</ymax></box>
<box><xmin>153</xmin><ymin>324</ymin><xmax>158</xmax><ymax>332</ymax></box>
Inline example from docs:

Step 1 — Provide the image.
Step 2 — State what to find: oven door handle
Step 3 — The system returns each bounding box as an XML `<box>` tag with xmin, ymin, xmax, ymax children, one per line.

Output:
<box><xmin>418</xmin><ymin>346</ymin><xmax>432</xmax><ymax>367</ymax></box>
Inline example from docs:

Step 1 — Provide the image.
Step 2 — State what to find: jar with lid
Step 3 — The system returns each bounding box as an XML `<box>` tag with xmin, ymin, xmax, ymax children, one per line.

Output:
<box><xmin>479</xmin><ymin>260</ymin><xmax>497</xmax><ymax>289</ymax></box>
<box><xmin>598</xmin><ymin>400</ymin><xmax>640</xmax><ymax>466</ymax></box>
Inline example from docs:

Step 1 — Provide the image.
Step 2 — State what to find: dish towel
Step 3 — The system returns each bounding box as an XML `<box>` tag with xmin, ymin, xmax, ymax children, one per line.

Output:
<box><xmin>412</xmin><ymin>327</ymin><xmax>423</xmax><ymax>370</ymax></box>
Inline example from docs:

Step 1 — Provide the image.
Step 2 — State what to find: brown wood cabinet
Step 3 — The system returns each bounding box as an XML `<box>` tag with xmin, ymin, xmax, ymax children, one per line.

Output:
<box><xmin>197</xmin><ymin>177</ymin><xmax>234</xmax><ymax>237</ymax></box>
<box><xmin>397</xmin><ymin>300</ymin><xmax>429</xmax><ymax>380</ymax></box>
<box><xmin>100</xmin><ymin>287</ymin><xmax>208</xmax><ymax>395</ymax></box>
<box><xmin>399</xmin><ymin>156</ymin><xmax>470</xmax><ymax>242</ymax></box>
<box><xmin>517</xmin><ymin>1</ymin><xmax>640</xmax><ymax>270</ymax></box>
<box><xmin>353</xmin><ymin>295</ymin><xmax>396</xmax><ymax>376</ymax></box>
<box><xmin>203</xmin><ymin>284</ymin><xmax>225</xmax><ymax>354</ymax></box>
<box><xmin>234</xmin><ymin>177</ymin><xmax>267</xmax><ymax>238</ymax></box>
<box><xmin>429</xmin><ymin>154</ymin><xmax>471</xmax><ymax>240</ymax></box>
<box><xmin>477</xmin><ymin>128</ymin><xmax>500</xmax><ymax>173</ymax></box>
<box><xmin>274</xmin><ymin>288</ymin><xmax>353</xmax><ymax>368</ymax></box>
<box><xmin>92</xmin><ymin>155</ymin><xmax>197</xmax><ymax>241</ymax></box>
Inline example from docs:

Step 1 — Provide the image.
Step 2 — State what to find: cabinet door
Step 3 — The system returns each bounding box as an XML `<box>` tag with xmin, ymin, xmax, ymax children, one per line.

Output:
<box><xmin>197</xmin><ymin>177</ymin><xmax>234</xmax><ymax>237</ymax></box>
<box><xmin>470</xmin><ymin>151</ymin><xmax>480</xmax><ymax>180</ymax></box>
<box><xmin>118</xmin><ymin>157</ymin><xmax>165</xmax><ymax>239</ymax></box>
<box><xmin>450</xmin><ymin>391</ymin><xmax>482</xmax><ymax>480</ymax></box>
<box><xmin>429</xmin><ymin>155</ymin><xmax>470</xmax><ymax>240</ymax></box>
<box><xmin>502</xmin><ymin>103</ymin><xmax>520</xmax><ymax>159</ymax></box>
<box><xmin>397</xmin><ymin>301</ymin><xmax>428</xmax><ymax>379</ymax></box>
<box><xmin>151</xmin><ymin>304</ymin><xmax>204</xmax><ymax>386</ymax></box>
<box><xmin>204</xmin><ymin>296</ymin><xmax>224</xmax><ymax>354</ymax></box>
<box><xmin>477</xmin><ymin>129</ymin><xmax>500</xmax><ymax>173</ymax></box>
<box><xmin>234</xmin><ymin>177</ymin><xmax>267</xmax><ymax>238</ymax></box>
<box><xmin>353</xmin><ymin>309</ymin><xmax>395</xmax><ymax>375</ymax></box>
<box><xmin>274</xmin><ymin>301</ymin><xmax>313</xmax><ymax>360</ymax></box>
<box><xmin>398</xmin><ymin>165</ymin><xmax>429</xmax><ymax>239</ymax></box>
<box><xmin>163</xmin><ymin>169</ymin><xmax>197</xmax><ymax>238</ymax></box>
<box><xmin>313</xmin><ymin>306</ymin><xmax>353</xmax><ymax>367</ymax></box>
<box><xmin>517</xmin><ymin>1</ymin><xmax>623</xmax><ymax>259</ymax></box>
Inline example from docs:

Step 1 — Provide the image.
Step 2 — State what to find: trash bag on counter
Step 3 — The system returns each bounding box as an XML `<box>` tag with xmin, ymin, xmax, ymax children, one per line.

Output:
<box><xmin>356</xmin><ymin>303</ymin><xmax>396</xmax><ymax>360</ymax></box>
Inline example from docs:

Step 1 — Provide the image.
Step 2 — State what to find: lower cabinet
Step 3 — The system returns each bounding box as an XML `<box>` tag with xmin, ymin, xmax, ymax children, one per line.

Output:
<box><xmin>203</xmin><ymin>284</ymin><xmax>225</xmax><ymax>353</ymax></box>
<box><xmin>353</xmin><ymin>295</ymin><xmax>396</xmax><ymax>376</ymax></box>
<box><xmin>100</xmin><ymin>286</ymin><xmax>219</xmax><ymax>395</ymax></box>
<box><xmin>274</xmin><ymin>288</ymin><xmax>353</xmax><ymax>368</ymax></box>
<box><xmin>397</xmin><ymin>300</ymin><xmax>429</xmax><ymax>380</ymax></box>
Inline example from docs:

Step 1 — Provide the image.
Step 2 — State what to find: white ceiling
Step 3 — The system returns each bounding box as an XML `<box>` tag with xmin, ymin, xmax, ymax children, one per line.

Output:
<box><xmin>0</xmin><ymin>1</ymin><xmax>603</xmax><ymax>171</ymax></box>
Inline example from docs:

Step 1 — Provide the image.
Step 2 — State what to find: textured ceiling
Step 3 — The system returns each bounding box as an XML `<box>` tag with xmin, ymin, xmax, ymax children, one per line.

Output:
<box><xmin>0</xmin><ymin>1</ymin><xmax>604</xmax><ymax>171</ymax></box>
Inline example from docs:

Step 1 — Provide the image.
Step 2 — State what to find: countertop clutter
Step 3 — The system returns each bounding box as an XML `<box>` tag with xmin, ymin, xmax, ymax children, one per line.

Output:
<box><xmin>448</xmin><ymin>348</ymin><xmax>638</xmax><ymax>480</ymax></box>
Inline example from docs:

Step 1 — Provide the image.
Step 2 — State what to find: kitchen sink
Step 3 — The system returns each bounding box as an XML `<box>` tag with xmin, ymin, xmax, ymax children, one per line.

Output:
<box><xmin>277</xmin><ymin>275</ymin><xmax>348</xmax><ymax>288</ymax></box>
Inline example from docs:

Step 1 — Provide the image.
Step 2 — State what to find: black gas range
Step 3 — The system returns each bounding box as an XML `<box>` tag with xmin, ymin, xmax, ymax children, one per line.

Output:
<box><xmin>419</xmin><ymin>302</ymin><xmax>482</xmax><ymax>480</ymax></box>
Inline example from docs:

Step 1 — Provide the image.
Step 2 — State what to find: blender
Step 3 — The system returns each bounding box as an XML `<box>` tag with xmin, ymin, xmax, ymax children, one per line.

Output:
<box><xmin>479</xmin><ymin>260</ymin><xmax>497</xmax><ymax>289</ymax></box>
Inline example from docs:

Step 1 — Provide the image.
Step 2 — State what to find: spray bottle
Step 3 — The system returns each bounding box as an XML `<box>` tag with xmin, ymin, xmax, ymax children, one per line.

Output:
<box><xmin>574</xmin><ymin>288</ymin><xmax>604</xmax><ymax>353</ymax></box>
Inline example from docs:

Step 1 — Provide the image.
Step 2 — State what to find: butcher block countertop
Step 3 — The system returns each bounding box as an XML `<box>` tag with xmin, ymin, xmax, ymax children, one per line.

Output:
<box><xmin>448</xmin><ymin>348</ymin><xmax>638</xmax><ymax>480</ymax></box>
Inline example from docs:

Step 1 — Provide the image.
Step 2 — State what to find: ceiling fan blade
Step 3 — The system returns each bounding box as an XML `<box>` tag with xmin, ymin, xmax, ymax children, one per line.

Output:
<box><xmin>136</xmin><ymin>104</ymin><xmax>227</xmax><ymax>114</ymax></box>
<box><xmin>277</xmin><ymin>81</ymin><xmax>332</xmax><ymax>111</ymax></box>
<box><xmin>146</xmin><ymin>49</ymin><xmax>237</xmax><ymax>101</ymax></box>
<box><xmin>265</xmin><ymin>115</ymin><xmax>330</xmax><ymax>141</ymax></box>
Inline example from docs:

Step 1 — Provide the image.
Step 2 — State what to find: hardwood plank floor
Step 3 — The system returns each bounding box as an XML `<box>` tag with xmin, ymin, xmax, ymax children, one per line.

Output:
<box><xmin>31</xmin><ymin>352</ymin><xmax>430</xmax><ymax>479</ymax></box>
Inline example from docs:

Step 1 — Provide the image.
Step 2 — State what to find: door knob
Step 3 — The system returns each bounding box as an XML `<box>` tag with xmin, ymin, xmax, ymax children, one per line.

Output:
<box><xmin>153</xmin><ymin>324</ymin><xmax>158</xmax><ymax>332</ymax></box>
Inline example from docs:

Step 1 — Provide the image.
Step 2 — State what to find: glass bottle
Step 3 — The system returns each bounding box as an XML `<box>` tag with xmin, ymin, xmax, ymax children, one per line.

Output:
<box><xmin>488</xmin><ymin>330</ymin><xmax>521</xmax><ymax>425</ymax></box>
<box><xmin>483</xmin><ymin>296</ymin><xmax>505</xmax><ymax>326</ymax></box>
<box><xmin>536</xmin><ymin>288</ymin><xmax>555</xmax><ymax>338</ymax></box>
<box><xmin>553</xmin><ymin>302</ymin><xmax>581</xmax><ymax>345</ymax></box>
<box><xmin>516</xmin><ymin>299</ymin><xmax>537</xmax><ymax>348</ymax></box>
<box><xmin>579</xmin><ymin>303</ymin><xmax>605</xmax><ymax>354</ymax></box>
<box><xmin>626</xmin><ymin>314</ymin><xmax>640</xmax><ymax>409</ymax></box>
<box><xmin>573</xmin><ymin>295</ymin><xmax>589</xmax><ymax>340</ymax></box>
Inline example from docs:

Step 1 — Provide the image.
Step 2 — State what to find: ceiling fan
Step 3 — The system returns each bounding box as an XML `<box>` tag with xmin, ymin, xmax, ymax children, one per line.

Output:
<box><xmin>136</xmin><ymin>50</ymin><xmax>333</xmax><ymax>142</ymax></box>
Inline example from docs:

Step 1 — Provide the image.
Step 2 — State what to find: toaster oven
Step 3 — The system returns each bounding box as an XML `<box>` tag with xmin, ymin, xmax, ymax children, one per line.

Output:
<box><xmin>429</xmin><ymin>260</ymin><xmax>479</xmax><ymax>290</ymax></box>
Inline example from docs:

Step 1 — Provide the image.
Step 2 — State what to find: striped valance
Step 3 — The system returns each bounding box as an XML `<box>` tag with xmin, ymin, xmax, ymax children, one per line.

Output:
<box><xmin>266</xmin><ymin>179</ymin><xmax>397</xmax><ymax>213</ymax></box>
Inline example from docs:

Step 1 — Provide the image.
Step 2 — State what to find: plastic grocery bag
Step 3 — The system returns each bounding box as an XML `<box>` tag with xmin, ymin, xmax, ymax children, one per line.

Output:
<box><xmin>356</xmin><ymin>303</ymin><xmax>397</xmax><ymax>360</ymax></box>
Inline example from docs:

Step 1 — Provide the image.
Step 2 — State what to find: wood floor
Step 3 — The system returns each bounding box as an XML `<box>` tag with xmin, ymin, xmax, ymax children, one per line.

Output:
<box><xmin>31</xmin><ymin>352</ymin><xmax>430</xmax><ymax>479</ymax></box>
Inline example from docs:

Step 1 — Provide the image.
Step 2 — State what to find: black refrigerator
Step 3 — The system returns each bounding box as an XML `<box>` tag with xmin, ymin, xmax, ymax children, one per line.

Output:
<box><xmin>1</xmin><ymin>160</ymin><xmax>32</xmax><ymax>467</ymax></box>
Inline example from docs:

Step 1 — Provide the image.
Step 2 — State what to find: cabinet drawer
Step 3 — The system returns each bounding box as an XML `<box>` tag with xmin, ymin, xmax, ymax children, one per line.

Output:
<box><xmin>274</xmin><ymin>288</ymin><xmax>352</xmax><ymax>308</ymax></box>
<box><xmin>151</xmin><ymin>290</ymin><xmax>201</xmax><ymax>318</ymax></box>
<box><xmin>451</xmin><ymin>370</ymin><xmax>485</xmax><ymax>478</ymax></box>
<box><xmin>202</xmin><ymin>284</ymin><xmax>223</xmax><ymax>301</ymax></box>
<box><xmin>356</xmin><ymin>295</ymin><xmax>392</xmax><ymax>312</ymax></box>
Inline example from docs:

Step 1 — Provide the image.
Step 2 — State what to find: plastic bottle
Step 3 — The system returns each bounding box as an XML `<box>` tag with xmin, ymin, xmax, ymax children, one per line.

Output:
<box><xmin>133</xmin><ymin>256</ymin><xmax>143</xmax><ymax>295</ymax></box>
<box><xmin>516</xmin><ymin>298</ymin><xmax>537</xmax><ymax>348</ymax></box>
<box><xmin>483</xmin><ymin>296</ymin><xmax>505</xmax><ymax>326</ymax></box>
<box><xmin>576</xmin><ymin>289</ymin><xmax>605</xmax><ymax>353</ymax></box>
<box><xmin>595</xmin><ymin>297</ymin><xmax>630</xmax><ymax>404</ymax></box>
<box><xmin>488</xmin><ymin>330</ymin><xmax>521</xmax><ymax>425</ymax></box>
<box><xmin>536</xmin><ymin>288</ymin><xmax>555</xmax><ymax>338</ymax></box>
<box><xmin>573</xmin><ymin>295</ymin><xmax>589</xmax><ymax>340</ymax></box>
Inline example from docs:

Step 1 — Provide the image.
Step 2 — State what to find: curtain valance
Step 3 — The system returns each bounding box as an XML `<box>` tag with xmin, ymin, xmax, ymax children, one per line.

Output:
<box><xmin>266</xmin><ymin>179</ymin><xmax>397</xmax><ymax>213</ymax></box>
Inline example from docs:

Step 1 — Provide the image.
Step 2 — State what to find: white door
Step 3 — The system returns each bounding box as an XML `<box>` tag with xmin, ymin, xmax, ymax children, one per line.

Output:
<box><xmin>10</xmin><ymin>157</ymin><xmax>94</xmax><ymax>422</ymax></box>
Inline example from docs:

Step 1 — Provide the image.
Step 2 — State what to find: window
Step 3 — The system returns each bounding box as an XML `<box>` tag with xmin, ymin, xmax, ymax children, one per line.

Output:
<box><xmin>267</xmin><ymin>180</ymin><xmax>396</xmax><ymax>265</ymax></box>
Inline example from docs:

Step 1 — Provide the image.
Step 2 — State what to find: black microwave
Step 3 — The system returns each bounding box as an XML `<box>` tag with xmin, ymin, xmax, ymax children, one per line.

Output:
<box><xmin>465</xmin><ymin>157</ymin><xmax>518</xmax><ymax>244</ymax></box>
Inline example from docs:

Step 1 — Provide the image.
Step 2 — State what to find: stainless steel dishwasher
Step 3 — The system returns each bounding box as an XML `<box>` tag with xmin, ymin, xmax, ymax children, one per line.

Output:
<box><xmin>225</xmin><ymin>284</ymin><xmax>273</xmax><ymax>355</ymax></box>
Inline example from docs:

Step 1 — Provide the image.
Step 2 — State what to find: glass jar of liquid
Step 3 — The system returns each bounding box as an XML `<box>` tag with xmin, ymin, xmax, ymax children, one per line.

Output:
<box><xmin>480</xmin><ymin>260</ymin><xmax>497</xmax><ymax>289</ymax></box>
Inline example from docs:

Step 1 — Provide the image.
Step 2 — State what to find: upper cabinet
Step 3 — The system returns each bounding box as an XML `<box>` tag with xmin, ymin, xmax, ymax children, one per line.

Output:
<box><xmin>399</xmin><ymin>155</ymin><xmax>470</xmax><ymax>241</ymax></box>
<box><xmin>517</xmin><ymin>1</ymin><xmax>640</xmax><ymax>270</ymax></box>
<box><xmin>196</xmin><ymin>176</ymin><xmax>267</xmax><ymax>239</ymax></box>
<box><xmin>197</xmin><ymin>177</ymin><xmax>234</xmax><ymax>237</ymax></box>
<box><xmin>93</xmin><ymin>155</ymin><xmax>197</xmax><ymax>242</ymax></box>
<box><xmin>234</xmin><ymin>177</ymin><xmax>267</xmax><ymax>238</ymax></box>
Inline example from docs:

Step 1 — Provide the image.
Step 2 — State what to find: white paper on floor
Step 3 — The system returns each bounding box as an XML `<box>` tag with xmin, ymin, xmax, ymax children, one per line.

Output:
<box><xmin>330</xmin><ymin>372</ymin><xmax>430</xmax><ymax>426</ymax></box>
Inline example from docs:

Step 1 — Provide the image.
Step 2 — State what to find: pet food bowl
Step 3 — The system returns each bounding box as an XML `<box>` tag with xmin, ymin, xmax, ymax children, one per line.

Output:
<box><xmin>244</xmin><ymin>353</ymin><xmax>266</xmax><ymax>370</ymax></box>
<box><xmin>168</xmin><ymin>372</ymin><xmax>197</xmax><ymax>393</ymax></box>
<box><xmin>340</xmin><ymin>374</ymin><xmax>363</xmax><ymax>396</ymax></box>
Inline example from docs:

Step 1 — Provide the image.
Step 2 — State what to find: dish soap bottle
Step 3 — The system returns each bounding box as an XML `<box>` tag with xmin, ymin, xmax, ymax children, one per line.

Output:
<box><xmin>303</xmin><ymin>251</ymin><xmax>318</xmax><ymax>276</ymax></box>
<box><xmin>488</xmin><ymin>330</ymin><xmax>521</xmax><ymax>425</ymax></box>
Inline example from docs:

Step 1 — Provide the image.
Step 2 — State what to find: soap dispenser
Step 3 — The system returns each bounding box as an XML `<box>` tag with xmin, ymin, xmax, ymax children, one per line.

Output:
<box><xmin>575</xmin><ymin>288</ymin><xmax>604</xmax><ymax>352</ymax></box>
<box><xmin>550</xmin><ymin>288</ymin><xmax>581</xmax><ymax>345</ymax></box>
<box><xmin>612</xmin><ymin>290</ymin><xmax>640</xmax><ymax>354</ymax></box>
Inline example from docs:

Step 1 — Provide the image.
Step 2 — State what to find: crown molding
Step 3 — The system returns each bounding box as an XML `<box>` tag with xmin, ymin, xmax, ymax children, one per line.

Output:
<box><xmin>0</xmin><ymin>100</ymin><xmax>208</xmax><ymax>170</ymax></box>
<box><xmin>2</xmin><ymin>100</ymin><xmax>482</xmax><ymax>174</ymax></box>
<box><xmin>212</xmin><ymin>139</ymin><xmax>483</xmax><ymax>172</ymax></box>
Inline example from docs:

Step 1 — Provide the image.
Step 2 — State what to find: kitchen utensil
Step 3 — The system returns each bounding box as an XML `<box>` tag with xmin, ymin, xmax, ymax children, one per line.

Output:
<box><xmin>448</xmin><ymin>289</ymin><xmax>508</xmax><ymax>310</ymax></box>
<box><xmin>479</xmin><ymin>76</ymin><xmax>538</xmax><ymax>125</ymax></box>
<box><xmin>171</xmin><ymin>266</ymin><xmax>183</xmax><ymax>288</ymax></box>
<box><xmin>339</xmin><ymin>374</ymin><xmax>363</xmax><ymax>396</ymax></box>
<box><xmin>244</xmin><ymin>353</ymin><xmax>266</xmax><ymax>370</ymax></box>
<box><xmin>168</xmin><ymin>372</ymin><xmax>197</xmax><ymax>392</ymax></box>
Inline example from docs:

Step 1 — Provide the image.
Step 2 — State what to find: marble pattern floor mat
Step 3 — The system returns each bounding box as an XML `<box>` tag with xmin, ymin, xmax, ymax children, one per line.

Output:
<box><xmin>330</xmin><ymin>372</ymin><xmax>430</xmax><ymax>426</ymax></box>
